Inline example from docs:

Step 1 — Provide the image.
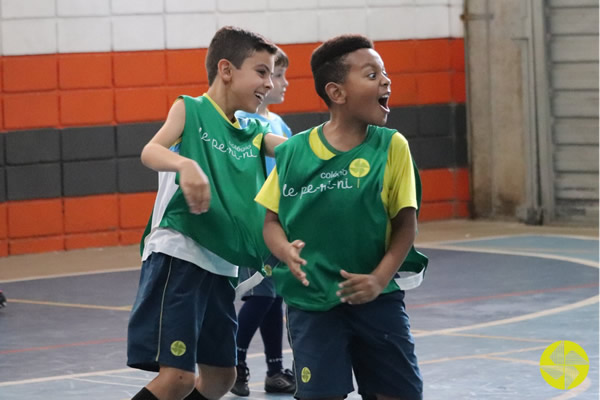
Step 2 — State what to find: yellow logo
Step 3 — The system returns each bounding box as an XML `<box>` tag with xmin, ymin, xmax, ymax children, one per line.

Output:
<box><xmin>170</xmin><ymin>340</ymin><xmax>187</xmax><ymax>357</ymax></box>
<box><xmin>264</xmin><ymin>264</ymin><xmax>273</xmax><ymax>276</ymax></box>
<box><xmin>349</xmin><ymin>158</ymin><xmax>370</xmax><ymax>178</ymax></box>
<box><xmin>540</xmin><ymin>341</ymin><xmax>589</xmax><ymax>390</ymax></box>
<box><xmin>301</xmin><ymin>367</ymin><xmax>311</xmax><ymax>383</ymax></box>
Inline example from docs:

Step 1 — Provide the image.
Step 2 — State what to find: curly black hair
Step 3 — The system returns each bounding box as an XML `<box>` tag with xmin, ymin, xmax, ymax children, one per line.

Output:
<box><xmin>310</xmin><ymin>35</ymin><xmax>374</xmax><ymax>106</ymax></box>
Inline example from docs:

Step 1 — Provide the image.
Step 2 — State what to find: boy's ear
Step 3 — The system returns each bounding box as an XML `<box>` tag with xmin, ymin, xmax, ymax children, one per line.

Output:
<box><xmin>217</xmin><ymin>59</ymin><xmax>234</xmax><ymax>83</ymax></box>
<box><xmin>325</xmin><ymin>82</ymin><xmax>346</xmax><ymax>105</ymax></box>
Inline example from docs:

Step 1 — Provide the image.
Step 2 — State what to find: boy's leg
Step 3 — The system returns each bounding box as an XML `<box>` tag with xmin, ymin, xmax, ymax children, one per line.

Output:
<box><xmin>287</xmin><ymin>305</ymin><xmax>354</xmax><ymax>398</ymax></box>
<box><xmin>193</xmin><ymin>271</ymin><xmax>238</xmax><ymax>398</ymax></box>
<box><xmin>349</xmin><ymin>291</ymin><xmax>423</xmax><ymax>400</ymax></box>
<box><xmin>260</xmin><ymin>296</ymin><xmax>295</xmax><ymax>393</ymax></box>
<box><xmin>127</xmin><ymin>253</ymin><xmax>220</xmax><ymax>399</ymax></box>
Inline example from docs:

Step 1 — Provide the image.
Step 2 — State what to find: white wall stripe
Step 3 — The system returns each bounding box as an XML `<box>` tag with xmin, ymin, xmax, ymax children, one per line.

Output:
<box><xmin>0</xmin><ymin>1</ymin><xmax>464</xmax><ymax>56</ymax></box>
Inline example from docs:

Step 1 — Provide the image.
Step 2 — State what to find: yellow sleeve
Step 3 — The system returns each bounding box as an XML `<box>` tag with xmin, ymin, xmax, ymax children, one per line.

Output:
<box><xmin>255</xmin><ymin>167</ymin><xmax>281</xmax><ymax>213</ymax></box>
<box><xmin>382</xmin><ymin>132</ymin><xmax>417</xmax><ymax>219</ymax></box>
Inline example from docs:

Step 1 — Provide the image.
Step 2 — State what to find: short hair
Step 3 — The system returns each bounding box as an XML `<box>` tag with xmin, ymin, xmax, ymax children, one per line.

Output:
<box><xmin>275</xmin><ymin>47</ymin><xmax>289</xmax><ymax>69</ymax></box>
<box><xmin>310</xmin><ymin>35</ymin><xmax>374</xmax><ymax>106</ymax></box>
<box><xmin>206</xmin><ymin>26</ymin><xmax>278</xmax><ymax>85</ymax></box>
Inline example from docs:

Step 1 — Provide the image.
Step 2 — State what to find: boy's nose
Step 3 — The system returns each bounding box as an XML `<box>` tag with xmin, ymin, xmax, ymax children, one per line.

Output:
<box><xmin>266</xmin><ymin>76</ymin><xmax>274</xmax><ymax>89</ymax></box>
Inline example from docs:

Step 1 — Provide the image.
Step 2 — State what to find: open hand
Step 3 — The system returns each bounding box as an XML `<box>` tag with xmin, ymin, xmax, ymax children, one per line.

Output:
<box><xmin>284</xmin><ymin>240</ymin><xmax>309</xmax><ymax>286</ymax></box>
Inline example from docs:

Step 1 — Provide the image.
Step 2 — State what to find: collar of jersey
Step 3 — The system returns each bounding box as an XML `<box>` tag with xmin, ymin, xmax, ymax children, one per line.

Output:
<box><xmin>310</xmin><ymin>123</ymin><xmax>372</xmax><ymax>160</ymax></box>
<box><xmin>203</xmin><ymin>93</ymin><xmax>242</xmax><ymax>129</ymax></box>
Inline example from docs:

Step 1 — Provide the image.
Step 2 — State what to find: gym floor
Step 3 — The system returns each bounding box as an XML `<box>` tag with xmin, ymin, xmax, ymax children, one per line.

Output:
<box><xmin>0</xmin><ymin>220</ymin><xmax>598</xmax><ymax>400</ymax></box>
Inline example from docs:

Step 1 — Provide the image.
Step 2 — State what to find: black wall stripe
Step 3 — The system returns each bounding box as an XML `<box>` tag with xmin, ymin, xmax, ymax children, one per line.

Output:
<box><xmin>0</xmin><ymin>104</ymin><xmax>466</xmax><ymax>201</ymax></box>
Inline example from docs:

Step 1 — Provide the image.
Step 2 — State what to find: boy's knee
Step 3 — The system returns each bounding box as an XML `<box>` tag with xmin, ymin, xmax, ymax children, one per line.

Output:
<box><xmin>149</xmin><ymin>367</ymin><xmax>196</xmax><ymax>399</ymax></box>
<box><xmin>197</xmin><ymin>365</ymin><xmax>236</xmax><ymax>398</ymax></box>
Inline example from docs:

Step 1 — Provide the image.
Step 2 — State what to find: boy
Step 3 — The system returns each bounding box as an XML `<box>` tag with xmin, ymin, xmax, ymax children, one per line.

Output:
<box><xmin>231</xmin><ymin>48</ymin><xmax>295</xmax><ymax>396</ymax></box>
<box><xmin>255</xmin><ymin>35</ymin><xmax>426</xmax><ymax>399</ymax></box>
<box><xmin>127</xmin><ymin>26</ymin><xmax>284</xmax><ymax>400</ymax></box>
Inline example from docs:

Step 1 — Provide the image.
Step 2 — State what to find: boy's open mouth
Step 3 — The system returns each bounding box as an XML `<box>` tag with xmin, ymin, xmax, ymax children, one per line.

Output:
<box><xmin>378</xmin><ymin>93</ymin><xmax>390</xmax><ymax>111</ymax></box>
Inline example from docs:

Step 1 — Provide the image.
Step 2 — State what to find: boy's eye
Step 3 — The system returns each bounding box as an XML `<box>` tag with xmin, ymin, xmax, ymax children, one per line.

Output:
<box><xmin>368</xmin><ymin>72</ymin><xmax>376</xmax><ymax>79</ymax></box>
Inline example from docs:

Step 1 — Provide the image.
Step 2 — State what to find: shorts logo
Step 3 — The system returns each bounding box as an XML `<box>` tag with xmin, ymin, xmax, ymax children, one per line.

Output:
<box><xmin>540</xmin><ymin>341</ymin><xmax>589</xmax><ymax>390</ymax></box>
<box><xmin>170</xmin><ymin>340</ymin><xmax>187</xmax><ymax>357</ymax></box>
<box><xmin>264</xmin><ymin>264</ymin><xmax>273</xmax><ymax>276</ymax></box>
<box><xmin>301</xmin><ymin>367</ymin><xmax>311</xmax><ymax>383</ymax></box>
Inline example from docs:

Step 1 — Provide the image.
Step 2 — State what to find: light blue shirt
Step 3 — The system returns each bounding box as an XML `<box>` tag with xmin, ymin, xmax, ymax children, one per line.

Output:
<box><xmin>236</xmin><ymin>111</ymin><xmax>292</xmax><ymax>174</ymax></box>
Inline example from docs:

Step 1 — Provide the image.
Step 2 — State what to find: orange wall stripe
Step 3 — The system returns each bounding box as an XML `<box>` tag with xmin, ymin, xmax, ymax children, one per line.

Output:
<box><xmin>64</xmin><ymin>195</ymin><xmax>119</xmax><ymax>234</ymax></box>
<box><xmin>0</xmin><ymin>38</ymin><xmax>465</xmax><ymax>132</ymax></box>
<box><xmin>65</xmin><ymin>231</ymin><xmax>120</xmax><ymax>251</ymax></box>
<box><xmin>3</xmin><ymin>54</ymin><xmax>58</xmax><ymax>92</ymax></box>
<box><xmin>59</xmin><ymin>53</ymin><xmax>113</xmax><ymax>89</ymax></box>
<box><xmin>8</xmin><ymin>199</ymin><xmax>64</xmax><ymax>238</ymax></box>
<box><xmin>113</xmin><ymin>51</ymin><xmax>167</xmax><ymax>88</ymax></box>
<box><xmin>9</xmin><ymin>236</ymin><xmax>65</xmax><ymax>255</ymax></box>
<box><xmin>60</xmin><ymin>89</ymin><xmax>114</xmax><ymax>126</ymax></box>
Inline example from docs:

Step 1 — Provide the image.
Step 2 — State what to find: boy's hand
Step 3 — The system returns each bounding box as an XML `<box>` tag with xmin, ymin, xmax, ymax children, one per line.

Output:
<box><xmin>337</xmin><ymin>269</ymin><xmax>386</xmax><ymax>305</ymax></box>
<box><xmin>283</xmin><ymin>240</ymin><xmax>309</xmax><ymax>286</ymax></box>
<box><xmin>179</xmin><ymin>159</ymin><xmax>211</xmax><ymax>214</ymax></box>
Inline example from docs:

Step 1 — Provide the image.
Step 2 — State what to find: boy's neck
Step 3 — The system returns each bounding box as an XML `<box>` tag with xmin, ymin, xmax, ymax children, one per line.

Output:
<box><xmin>322</xmin><ymin>111</ymin><xmax>369</xmax><ymax>152</ymax></box>
<box><xmin>255</xmin><ymin>103</ymin><xmax>270</xmax><ymax>118</ymax></box>
<box><xmin>206</xmin><ymin>85</ymin><xmax>237</xmax><ymax>122</ymax></box>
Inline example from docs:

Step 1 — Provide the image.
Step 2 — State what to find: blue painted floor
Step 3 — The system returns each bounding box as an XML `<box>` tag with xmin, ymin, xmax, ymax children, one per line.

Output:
<box><xmin>0</xmin><ymin>234</ymin><xmax>598</xmax><ymax>399</ymax></box>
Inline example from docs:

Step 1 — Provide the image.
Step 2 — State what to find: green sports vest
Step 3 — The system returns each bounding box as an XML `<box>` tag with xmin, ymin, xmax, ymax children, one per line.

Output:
<box><xmin>272</xmin><ymin>125</ymin><xmax>427</xmax><ymax>311</ymax></box>
<box><xmin>141</xmin><ymin>95</ymin><xmax>271</xmax><ymax>270</ymax></box>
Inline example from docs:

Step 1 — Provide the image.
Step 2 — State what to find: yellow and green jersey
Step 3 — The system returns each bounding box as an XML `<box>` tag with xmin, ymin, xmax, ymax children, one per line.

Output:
<box><xmin>256</xmin><ymin>124</ymin><xmax>427</xmax><ymax>311</ymax></box>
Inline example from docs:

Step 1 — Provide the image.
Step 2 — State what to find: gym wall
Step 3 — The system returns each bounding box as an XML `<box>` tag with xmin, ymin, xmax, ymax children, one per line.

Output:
<box><xmin>0</xmin><ymin>0</ymin><xmax>468</xmax><ymax>256</ymax></box>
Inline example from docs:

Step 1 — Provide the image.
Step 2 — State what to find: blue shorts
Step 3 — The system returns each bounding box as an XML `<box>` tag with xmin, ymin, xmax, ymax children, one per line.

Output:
<box><xmin>127</xmin><ymin>252</ymin><xmax>237</xmax><ymax>373</ymax></box>
<box><xmin>287</xmin><ymin>291</ymin><xmax>422</xmax><ymax>399</ymax></box>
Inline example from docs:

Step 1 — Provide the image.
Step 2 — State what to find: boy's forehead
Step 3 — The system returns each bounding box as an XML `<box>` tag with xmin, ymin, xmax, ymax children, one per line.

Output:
<box><xmin>243</xmin><ymin>50</ymin><xmax>275</xmax><ymax>69</ymax></box>
<box><xmin>346</xmin><ymin>48</ymin><xmax>384</xmax><ymax>68</ymax></box>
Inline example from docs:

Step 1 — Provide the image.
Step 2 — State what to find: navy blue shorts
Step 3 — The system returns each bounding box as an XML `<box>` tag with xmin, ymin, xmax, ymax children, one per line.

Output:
<box><xmin>287</xmin><ymin>291</ymin><xmax>422</xmax><ymax>399</ymax></box>
<box><xmin>127</xmin><ymin>252</ymin><xmax>237</xmax><ymax>373</ymax></box>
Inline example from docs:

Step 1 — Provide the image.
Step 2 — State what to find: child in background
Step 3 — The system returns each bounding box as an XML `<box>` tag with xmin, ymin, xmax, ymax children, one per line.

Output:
<box><xmin>255</xmin><ymin>35</ymin><xmax>426</xmax><ymax>400</ymax></box>
<box><xmin>127</xmin><ymin>26</ymin><xmax>284</xmax><ymax>400</ymax></box>
<box><xmin>231</xmin><ymin>48</ymin><xmax>295</xmax><ymax>396</ymax></box>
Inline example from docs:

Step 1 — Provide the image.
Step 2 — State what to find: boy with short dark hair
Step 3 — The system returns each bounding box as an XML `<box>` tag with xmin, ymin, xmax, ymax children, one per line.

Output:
<box><xmin>255</xmin><ymin>34</ymin><xmax>427</xmax><ymax>400</ymax></box>
<box><xmin>127</xmin><ymin>26</ymin><xmax>284</xmax><ymax>400</ymax></box>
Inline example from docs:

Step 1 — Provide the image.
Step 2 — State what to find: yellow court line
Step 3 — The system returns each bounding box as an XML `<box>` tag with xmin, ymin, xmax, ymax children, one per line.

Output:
<box><xmin>414</xmin><ymin>295</ymin><xmax>599</xmax><ymax>338</ymax></box>
<box><xmin>419</xmin><ymin>243</ymin><xmax>599</xmax><ymax>269</ymax></box>
<box><xmin>420</xmin><ymin>345</ymin><xmax>549</xmax><ymax>365</ymax></box>
<box><xmin>435</xmin><ymin>332</ymin><xmax>554</xmax><ymax>343</ymax></box>
<box><xmin>8</xmin><ymin>298</ymin><xmax>131</xmax><ymax>311</ymax></box>
<box><xmin>480</xmin><ymin>355</ymin><xmax>539</xmax><ymax>366</ymax></box>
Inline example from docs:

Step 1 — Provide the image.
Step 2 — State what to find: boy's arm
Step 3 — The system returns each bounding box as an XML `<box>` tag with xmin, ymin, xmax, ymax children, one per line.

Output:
<box><xmin>263</xmin><ymin>210</ymin><xmax>309</xmax><ymax>286</ymax></box>
<box><xmin>263</xmin><ymin>133</ymin><xmax>287</xmax><ymax>157</ymax></box>
<box><xmin>337</xmin><ymin>207</ymin><xmax>416</xmax><ymax>304</ymax></box>
<box><xmin>141</xmin><ymin>100</ymin><xmax>211</xmax><ymax>214</ymax></box>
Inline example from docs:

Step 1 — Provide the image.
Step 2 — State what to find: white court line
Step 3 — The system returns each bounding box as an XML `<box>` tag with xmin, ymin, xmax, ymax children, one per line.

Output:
<box><xmin>68</xmin><ymin>377</ymin><xmax>140</xmax><ymax>387</ymax></box>
<box><xmin>419</xmin><ymin>233</ymin><xmax>599</xmax><ymax>245</ymax></box>
<box><xmin>418</xmin><ymin>243</ymin><xmax>599</xmax><ymax>268</ymax></box>
<box><xmin>414</xmin><ymin>295</ymin><xmax>599</xmax><ymax>338</ymax></box>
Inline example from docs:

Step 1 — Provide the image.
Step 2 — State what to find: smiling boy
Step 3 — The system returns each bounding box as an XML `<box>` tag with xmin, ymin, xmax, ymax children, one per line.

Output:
<box><xmin>255</xmin><ymin>35</ymin><xmax>424</xmax><ymax>400</ymax></box>
<box><xmin>127</xmin><ymin>27</ymin><xmax>285</xmax><ymax>400</ymax></box>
